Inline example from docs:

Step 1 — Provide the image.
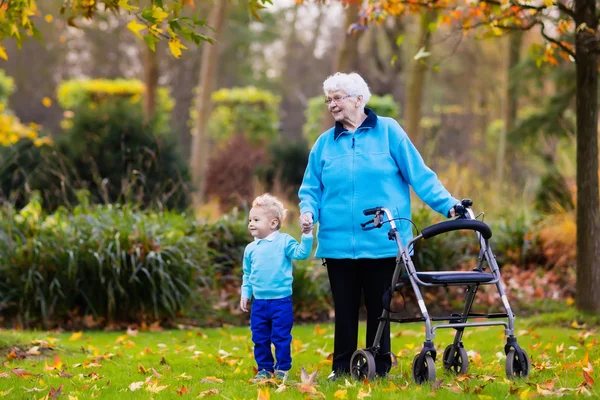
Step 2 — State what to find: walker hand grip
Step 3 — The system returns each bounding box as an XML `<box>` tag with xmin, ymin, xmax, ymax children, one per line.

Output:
<box><xmin>363</xmin><ymin>207</ymin><xmax>382</xmax><ymax>216</ymax></box>
<box><xmin>421</xmin><ymin>219</ymin><xmax>492</xmax><ymax>240</ymax></box>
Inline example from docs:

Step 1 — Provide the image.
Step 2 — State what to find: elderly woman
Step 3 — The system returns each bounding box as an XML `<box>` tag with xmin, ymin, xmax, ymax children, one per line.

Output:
<box><xmin>298</xmin><ymin>72</ymin><xmax>460</xmax><ymax>380</ymax></box>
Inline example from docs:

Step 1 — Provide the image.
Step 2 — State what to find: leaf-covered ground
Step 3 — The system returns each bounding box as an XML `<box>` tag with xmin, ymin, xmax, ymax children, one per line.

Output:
<box><xmin>0</xmin><ymin>318</ymin><xmax>597</xmax><ymax>399</ymax></box>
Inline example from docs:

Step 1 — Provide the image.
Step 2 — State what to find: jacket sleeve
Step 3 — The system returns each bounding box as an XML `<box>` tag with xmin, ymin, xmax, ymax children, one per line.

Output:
<box><xmin>298</xmin><ymin>144</ymin><xmax>323</xmax><ymax>223</ymax></box>
<box><xmin>284</xmin><ymin>233</ymin><xmax>313</xmax><ymax>260</ymax></box>
<box><xmin>391</xmin><ymin>122</ymin><xmax>459</xmax><ymax>217</ymax></box>
<box><xmin>241</xmin><ymin>246</ymin><xmax>253</xmax><ymax>299</ymax></box>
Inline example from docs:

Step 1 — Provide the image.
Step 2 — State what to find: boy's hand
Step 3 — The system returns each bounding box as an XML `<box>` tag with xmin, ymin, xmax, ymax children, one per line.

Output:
<box><xmin>300</xmin><ymin>213</ymin><xmax>313</xmax><ymax>233</ymax></box>
<box><xmin>240</xmin><ymin>297</ymin><xmax>249</xmax><ymax>312</ymax></box>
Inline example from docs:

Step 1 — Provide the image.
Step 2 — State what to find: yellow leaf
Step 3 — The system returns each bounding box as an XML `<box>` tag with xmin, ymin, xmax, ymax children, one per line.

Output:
<box><xmin>68</xmin><ymin>331</ymin><xmax>82</xmax><ymax>341</ymax></box>
<box><xmin>543</xmin><ymin>0</ymin><xmax>553</xmax><ymax>7</ymax></box>
<box><xmin>257</xmin><ymin>387</ymin><xmax>270</xmax><ymax>400</ymax></box>
<box><xmin>334</xmin><ymin>389</ymin><xmax>347</xmax><ymax>399</ymax></box>
<box><xmin>10</xmin><ymin>24</ymin><xmax>20</xmax><ymax>40</ymax></box>
<box><xmin>357</xmin><ymin>387</ymin><xmax>372</xmax><ymax>399</ymax></box>
<box><xmin>168</xmin><ymin>39</ymin><xmax>187</xmax><ymax>58</ymax></box>
<box><xmin>200</xmin><ymin>376</ymin><xmax>223</xmax><ymax>383</ymax></box>
<box><xmin>151</xmin><ymin>7</ymin><xmax>169</xmax><ymax>22</ymax></box>
<box><xmin>0</xmin><ymin>388</ymin><xmax>13</xmax><ymax>397</ymax></box>
<box><xmin>174</xmin><ymin>373</ymin><xmax>193</xmax><ymax>380</ymax></box>
<box><xmin>145</xmin><ymin>382</ymin><xmax>168</xmax><ymax>393</ymax></box>
<box><xmin>118</xmin><ymin>0</ymin><xmax>139</xmax><ymax>12</ymax></box>
<box><xmin>314</xmin><ymin>325</ymin><xmax>326</xmax><ymax>335</ymax></box>
<box><xmin>68</xmin><ymin>396</ymin><xmax>78</xmax><ymax>400</ymax></box>
<box><xmin>520</xmin><ymin>388</ymin><xmax>531</xmax><ymax>399</ymax></box>
<box><xmin>45</xmin><ymin>15</ymin><xmax>53</xmax><ymax>23</ymax></box>
<box><xmin>127</xmin><ymin>18</ymin><xmax>147</xmax><ymax>40</ymax></box>
<box><xmin>197</xmin><ymin>389</ymin><xmax>219</xmax><ymax>398</ymax></box>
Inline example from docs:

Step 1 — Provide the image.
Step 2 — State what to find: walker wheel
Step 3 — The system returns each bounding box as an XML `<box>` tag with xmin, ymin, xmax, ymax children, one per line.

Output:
<box><xmin>442</xmin><ymin>344</ymin><xmax>469</xmax><ymax>375</ymax></box>
<box><xmin>350</xmin><ymin>349</ymin><xmax>376</xmax><ymax>381</ymax></box>
<box><xmin>506</xmin><ymin>349</ymin><xmax>530</xmax><ymax>378</ymax></box>
<box><xmin>412</xmin><ymin>354</ymin><xmax>436</xmax><ymax>384</ymax></box>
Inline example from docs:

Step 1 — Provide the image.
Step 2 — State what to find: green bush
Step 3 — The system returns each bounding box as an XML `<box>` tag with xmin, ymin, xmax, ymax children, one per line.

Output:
<box><xmin>0</xmin><ymin>69</ymin><xmax>15</xmax><ymax>109</ymax></box>
<box><xmin>194</xmin><ymin>86</ymin><xmax>281</xmax><ymax>147</ymax></box>
<box><xmin>57</xmin><ymin>79</ymin><xmax>174</xmax><ymax>135</ymax></box>
<box><xmin>256</xmin><ymin>139</ymin><xmax>310</xmax><ymax>200</ymax></box>
<box><xmin>57</xmin><ymin>83</ymin><xmax>191</xmax><ymax>210</ymax></box>
<box><xmin>303</xmin><ymin>94</ymin><xmax>401</xmax><ymax>146</ymax></box>
<box><xmin>0</xmin><ymin>194</ymin><xmax>211</xmax><ymax>328</ymax></box>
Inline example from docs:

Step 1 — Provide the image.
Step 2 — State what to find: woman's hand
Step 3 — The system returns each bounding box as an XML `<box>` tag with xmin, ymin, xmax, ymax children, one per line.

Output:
<box><xmin>299</xmin><ymin>213</ymin><xmax>313</xmax><ymax>234</ymax></box>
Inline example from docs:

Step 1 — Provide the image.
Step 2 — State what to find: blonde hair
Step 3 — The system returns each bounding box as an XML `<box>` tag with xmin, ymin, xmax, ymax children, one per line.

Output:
<box><xmin>252</xmin><ymin>193</ymin><xmax>287</xmax><ymax>229</ymax></box>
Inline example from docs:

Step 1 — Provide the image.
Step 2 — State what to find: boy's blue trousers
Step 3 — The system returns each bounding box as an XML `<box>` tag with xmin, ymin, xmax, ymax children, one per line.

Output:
<box><xmin>250</xmin><ymin>295</ymin><xmax>293</xmax><ymax>372</ymax></box>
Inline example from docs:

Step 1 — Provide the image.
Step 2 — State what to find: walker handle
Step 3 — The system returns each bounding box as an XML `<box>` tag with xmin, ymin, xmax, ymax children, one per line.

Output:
<box><xmin>363</xmin><ymin>207</ymin><xmax>382</xmax><ymax>216</ymax></box>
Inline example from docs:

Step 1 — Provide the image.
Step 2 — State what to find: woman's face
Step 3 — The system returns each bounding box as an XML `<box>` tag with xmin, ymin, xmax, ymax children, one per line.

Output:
<box><xmin>326</xmin><ymin>89</ymin><xmax>361</xmax><ymax>124</ymax></box>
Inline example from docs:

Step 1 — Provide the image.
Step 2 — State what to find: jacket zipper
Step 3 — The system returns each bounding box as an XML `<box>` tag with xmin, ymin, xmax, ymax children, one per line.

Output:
<box><xmin>351</xmin><ymin>133</ymin><xmax>356</xmax><ymax>258</ymax></box>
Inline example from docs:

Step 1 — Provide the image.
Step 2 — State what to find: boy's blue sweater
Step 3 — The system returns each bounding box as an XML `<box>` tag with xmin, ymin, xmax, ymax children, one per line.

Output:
<box><xmin>298</xmin><ymin>108</ymin><xmax>458</xmax><ymax>259</ymax></box>
<box><xmin>241</xmin><ymin>231</ymin><xmax>313</xmax><ymax>300</ymax></box>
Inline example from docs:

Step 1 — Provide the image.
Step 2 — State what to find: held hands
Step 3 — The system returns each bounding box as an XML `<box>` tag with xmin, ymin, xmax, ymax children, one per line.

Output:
<box><xmin>240</xmin><ymin>297</ymin><xmax>249</xmax><ymax>312</ymax></box>
<box><xmin>299</xmin><ymin>213</ymin><xmax>313</xmax><ymax>234</ymax></box>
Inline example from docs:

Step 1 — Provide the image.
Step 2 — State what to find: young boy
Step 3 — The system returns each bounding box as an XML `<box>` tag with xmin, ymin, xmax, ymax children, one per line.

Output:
<box><xmin>240</xmin><ymin>193</ymin><xmax>313</xmax><ymax>381</ymax></box>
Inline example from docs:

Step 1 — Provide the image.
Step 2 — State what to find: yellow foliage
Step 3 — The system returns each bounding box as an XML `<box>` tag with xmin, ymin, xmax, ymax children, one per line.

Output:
<box><xmin>0</xmin><ymin>114</ymin><xmax>52</xmax><ymax>147</ymax></box>
<box><xmin>537</xmin><ymin>211</ymin><xmax>576</xmax><ymax>269</ymax></box>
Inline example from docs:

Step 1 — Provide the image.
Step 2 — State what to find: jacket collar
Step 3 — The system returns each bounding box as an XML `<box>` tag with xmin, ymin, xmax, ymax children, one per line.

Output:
<box><xmin>333</xmin><ymin>107</ymin><xmax>377</xmax><ymax>140</ymax></box>
<box><xmin>254</xmin><ymin>230</ymin><xmax>280</xmax><ymax>243</ymax></box>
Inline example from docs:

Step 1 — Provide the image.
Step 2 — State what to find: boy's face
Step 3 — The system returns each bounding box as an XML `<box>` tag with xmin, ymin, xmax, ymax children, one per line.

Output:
<box><xmin>248</xmin><ymin>207</ymin><xmax>278</xmax><ymax>239</ymax></box>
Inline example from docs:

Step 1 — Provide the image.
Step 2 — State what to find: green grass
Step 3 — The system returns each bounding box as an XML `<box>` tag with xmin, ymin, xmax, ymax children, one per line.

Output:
<box><xmin>0</xmin><ymin>317</ymin><xmax>597</xmax><ymax>399</ymax></box>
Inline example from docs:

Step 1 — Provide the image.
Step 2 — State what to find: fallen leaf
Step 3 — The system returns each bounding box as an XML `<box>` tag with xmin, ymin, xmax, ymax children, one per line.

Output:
<box><xmin>59</xmin><ymin>370</ymin><xmax>73</xmax><ymax>378</ymax></box>
<box><xmin>128</xmin><ymin>381</ymin><xmax>144</xmax><ymax>391</ymax></box>
<box><xmin>151</xmin><ymin>368</ymin><xmax>162</xmax><ymax>379</ymax></box>
<box><xmin>11</xmin><ymin>368</ymin><xmax>35</xmax><ymax>378</ymax></box>
<box><xmin>300</xmin><ymin>367</ymin><xmax>318</xmax><ymax>385</ymax></box>
<box><xmin>583</xmin><ymin>370</ymin><xmax>595</xmax><ymax>386</ymax></box>
<box><xmin>196</xmin><ymin>388</ymin><xmax>219</xmax><ymax>398</ymax></box>
<box><xmin>334</xmin><ymin>389</ymin><xmax>348</xmax><ymax>399</ymax></box>
<box><xmin>357</xmin><ymin>386</ymin><xmax>372</xmax><ymax>399</ymax></box>
<box><xmin>145</xmin><ymin>382</ymin><xmax>168</xmax><ymax>393</ymax></box>
<box><xmin>68</xmin><ymin>332</ymin><xmax>83</xmax><ymax>342</ymax></box>
<box><xmin>21</xmin><ymin>387</ymin><xmax>44</xmax><ymax>392</ymax></box>
<box><xmin>257</xmin><ymin>387</ymin><xmax>270</xmax><ymax>400</ymax></box>
<box><xmin>48</xmin><ymin>384</ymin><xmax>63</xmax><ymax>398</ymax></box>
<box><xmin>200</xmin><ymin>376</ymin><xmax>223</xmax><ymax>383</ymax></box>
<box><xmin>138</xmin><ymin>363</ymin><xmax>148</xmax><ymax>374</ymax></box>
<box><xmin>177</xmin><ymin>385</ymin><xmax>188</xmax><ymax>396</ymax></box>
<box><xmin>0</xmin><ymin>373</ymin><xmax>8</xmax><ymax>378</ymax></box>
<box><xmin>174</xmin><ymin>373</ymin><xmax>193</xmax><ymax>380</ymax></box>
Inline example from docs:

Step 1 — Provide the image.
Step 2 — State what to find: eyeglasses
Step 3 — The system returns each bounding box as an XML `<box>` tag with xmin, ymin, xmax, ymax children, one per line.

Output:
<box><xmin>324</xmin><ymin>94</ymin><xmax>354</xmax><ymax>105</ymax></box>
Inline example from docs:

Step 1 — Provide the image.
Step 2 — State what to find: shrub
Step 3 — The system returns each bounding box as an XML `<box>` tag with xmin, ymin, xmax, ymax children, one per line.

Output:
<box><xmin>255</xmin><ymin>139</ymin><xmax>310</xmax><ymax>201</ymax></box>
<box><xmin>0</xmin><ymin>194</ymin><xmax>211</xmax><ymax>329</ymax></box>
<box><xmin>0</xmin><ymin>112</ymin><xmax>56</xmax><ymax>209</ymax></box>
<box><xmin>56</xmin><ymin>80</ymin><xmax>190</xmax><ymax>210</ymax></box>
<box><xmin>57</xmin><ymin>79</ymin><xmax>174</xmax><ymax>135</ymax></box>
<box><xmin>200</xmin><ymin>87</ymin><xmax>281</xmax><ymax>209</ymax></box>
<box><xmin>0</xmin><ymin>69</ymin><xmax>15</xmax><ymax>109</ymax></box>
<box><xmin>194</xmin><ymin>86</ymin><xmax>281</xmax><ymax>147</ymax></box>
<box><xmin>303</xmin><ymin>94</ymin><xmax>401</xmax><ymax>146</ymax></box>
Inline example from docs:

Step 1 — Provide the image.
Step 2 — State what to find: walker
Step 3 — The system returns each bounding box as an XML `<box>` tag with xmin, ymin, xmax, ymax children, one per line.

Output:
<box><xmin>350</xmin><ymin>199</ymin><xmax>530</xmax><ymax>384</ymax></box>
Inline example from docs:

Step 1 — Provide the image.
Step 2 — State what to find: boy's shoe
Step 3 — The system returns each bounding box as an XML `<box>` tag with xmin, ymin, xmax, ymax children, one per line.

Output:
<box><xmin>274</xmin><ymin>370</ymin><xmax>289</xmax><ymax>381</ymax></box>
<box><xmin>327</xmin><ymin>371</ymin><xmax>339</xmax><ymax>381</ymax></box>
<box><xmin>252</xmin><ymin>369</ymin><xmax>273</xmax><ymax>381</ymax></box>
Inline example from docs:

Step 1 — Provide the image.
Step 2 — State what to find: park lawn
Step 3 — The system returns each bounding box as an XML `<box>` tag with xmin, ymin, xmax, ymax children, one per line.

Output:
<box><xmin>0</xmin><ymin>317</ymin><xmax>597</xmax><ymax>399</ymax></box>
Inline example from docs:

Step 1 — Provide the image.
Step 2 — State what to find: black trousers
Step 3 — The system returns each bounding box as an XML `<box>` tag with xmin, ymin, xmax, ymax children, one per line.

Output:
<box><xmin>326</xmin><ymin>257</ymin><xmax>396</xmax><ymax>375</ymax></box>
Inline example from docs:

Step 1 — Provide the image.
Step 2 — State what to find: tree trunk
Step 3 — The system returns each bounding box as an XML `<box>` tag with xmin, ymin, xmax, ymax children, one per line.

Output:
<box><xmin>143</xmin><ymin>43</ymin><xmax>159</xmax><ymax>124</ymax></box>
<box><xmin>321</xmin><ymin>1</ymin><xmax>362</xmax><ymax>131</ymax></box>
<box><xmin>190</xmin><ymin>0</ymin><xmax>230</xmax><ymax>206</ymax></box>
<box><xmin>574</xmin><ymin>0</ymin><xmax>600</xmax><ymax>313</ymax></box>
<box><xmin>404</xmin><ymin>10</ymin><xmax>436</xmax><ymax>145</ymax></box>
<box><xmin>496</xmin><ymin>31</ymin><xmax>522</xmax><ymax>187</ymax></box>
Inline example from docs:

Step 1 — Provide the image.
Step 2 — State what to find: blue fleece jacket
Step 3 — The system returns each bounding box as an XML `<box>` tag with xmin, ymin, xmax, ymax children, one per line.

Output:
<box><xmin>298</xmin><ymin>108</ymin><xmax>458</xmax><ymax>259</ymax></box>
<box><xmin>241</xmin><ymin>231</ymin><xmax>313</xmax><ymax>300</ymax></box>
